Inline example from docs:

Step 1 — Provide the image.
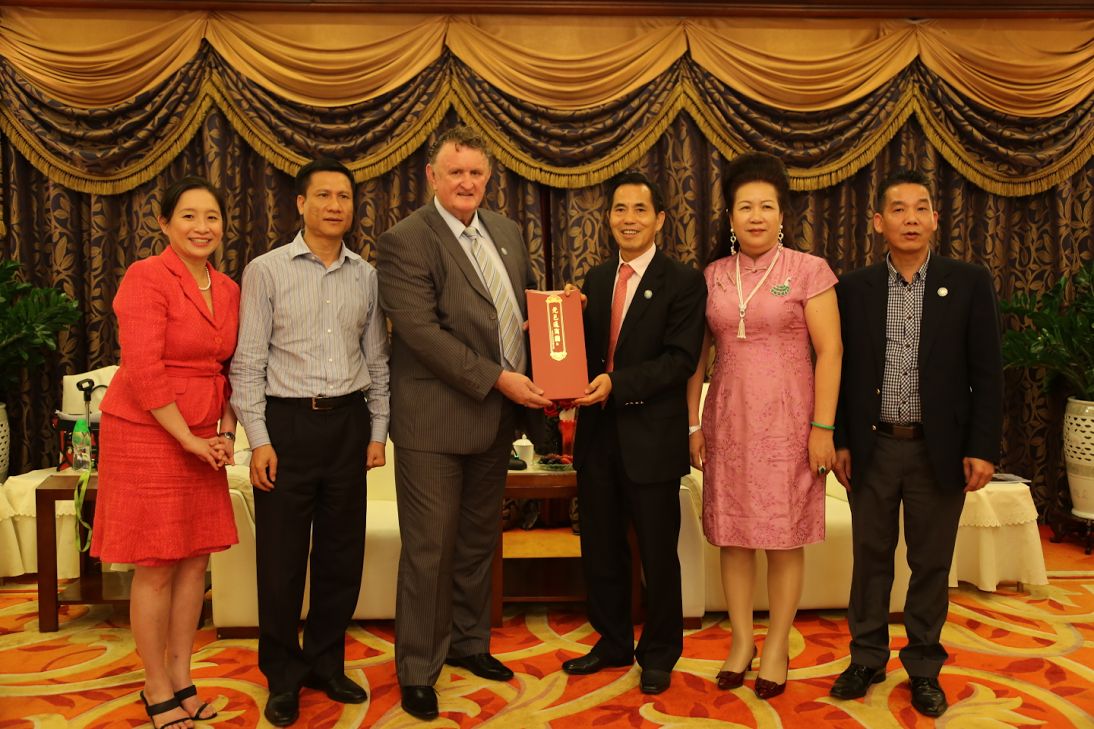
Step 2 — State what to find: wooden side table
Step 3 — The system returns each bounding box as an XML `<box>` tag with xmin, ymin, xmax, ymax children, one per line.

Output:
<box><xmin>35</xmin><ymin>473</ymin><xmax>131</xmax><ymax>632</ymax></box>
<box><xmin>491</xmin><ymin>467</ymin><xmax>642</xmax><ymax>626</ymax></box>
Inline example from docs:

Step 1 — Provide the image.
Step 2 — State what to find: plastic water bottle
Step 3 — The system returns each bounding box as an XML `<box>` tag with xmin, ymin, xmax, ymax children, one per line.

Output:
<box><xmin>72</xmin><ymin>418</ymin><xmax>92</xmax><ymax>472</ymax></box>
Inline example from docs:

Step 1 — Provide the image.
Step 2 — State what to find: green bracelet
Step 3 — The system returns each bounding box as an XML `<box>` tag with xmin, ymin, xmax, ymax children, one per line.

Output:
<box><xmin>811</xmin><ymin>421</ymin><xmax>835</xmax><ymax>431</ymax></box>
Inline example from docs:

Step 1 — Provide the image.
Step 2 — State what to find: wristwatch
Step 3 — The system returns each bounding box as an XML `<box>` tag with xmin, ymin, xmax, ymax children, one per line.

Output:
<box><xmin>218</xmin><ymin>431</ymin><xmax>236</xmax><ymax>441</ymax></box>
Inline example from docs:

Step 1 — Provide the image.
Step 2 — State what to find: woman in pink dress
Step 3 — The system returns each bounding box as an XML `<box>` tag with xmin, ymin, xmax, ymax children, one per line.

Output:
<box><xmin>91</xmin><ymin>177</ymin><xmax>239</xmax><ymax>729</ymax></box>
<box><xmin>686</xmin><ymin>153</ymin><xmax>842</xmax><ymax>699</ymax></box>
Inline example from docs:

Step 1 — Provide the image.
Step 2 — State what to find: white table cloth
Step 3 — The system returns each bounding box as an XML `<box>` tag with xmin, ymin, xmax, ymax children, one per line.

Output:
<box><xmin>950</xmin><ymin>481</ymin><xmax>1047</xmax><ymax>590</ymax></box>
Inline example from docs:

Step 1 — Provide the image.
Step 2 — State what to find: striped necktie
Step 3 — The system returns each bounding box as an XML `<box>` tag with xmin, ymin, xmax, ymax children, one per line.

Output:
<box><xmin>465</xmin><ymin>226</ymin><xmax>525</xmax><ymax>372</ymax></box>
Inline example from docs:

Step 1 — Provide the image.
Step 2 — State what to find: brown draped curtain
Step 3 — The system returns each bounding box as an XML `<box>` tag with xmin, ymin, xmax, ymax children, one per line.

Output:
<box><xmin>1</xmin><ymin>9</ymin><xmax>1092</xmax><ymax>516</ymax></box>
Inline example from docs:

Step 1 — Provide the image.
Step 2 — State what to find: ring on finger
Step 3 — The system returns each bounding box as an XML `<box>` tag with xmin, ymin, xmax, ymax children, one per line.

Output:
<box><xmin>817</xmin><ymin>465</ymin><xmax>828</xmax><ymax>475</ymax></box>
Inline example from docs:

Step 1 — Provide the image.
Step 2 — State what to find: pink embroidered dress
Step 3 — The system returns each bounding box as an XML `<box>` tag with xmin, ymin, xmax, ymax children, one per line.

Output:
<box><xmin>700</xmin><ymin>245</ymin><xmax>837</xmax><ymax>549</ymax></box>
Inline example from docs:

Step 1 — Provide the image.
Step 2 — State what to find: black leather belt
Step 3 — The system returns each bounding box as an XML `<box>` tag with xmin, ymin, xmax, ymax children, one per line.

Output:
<box><xmin>876</xmin><ymin>421</ymin><xmax>923</xmax><ymax>439</ymax></box>
<box><xmin>268</xmin><ymin>392</ymin><xmax>365</xmax><ymax>411</ymax></box>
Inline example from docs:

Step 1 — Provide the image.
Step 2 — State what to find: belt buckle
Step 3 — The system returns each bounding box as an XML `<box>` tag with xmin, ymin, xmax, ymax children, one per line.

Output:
<box><xmin>310</xmin><ymin>396</ymin><xmax>333</xmax><ymax>411</ymax></box>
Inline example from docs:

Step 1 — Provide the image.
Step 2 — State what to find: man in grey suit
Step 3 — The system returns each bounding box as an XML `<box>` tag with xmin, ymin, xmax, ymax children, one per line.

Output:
<box><xmin>377</xmin><ymin>125</ymin><xmax>552</xmax><ymax>721</ymax></box>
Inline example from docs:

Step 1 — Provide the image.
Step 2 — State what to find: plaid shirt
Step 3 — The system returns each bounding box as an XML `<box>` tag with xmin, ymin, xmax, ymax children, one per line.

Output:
<box><xmin>881</xmin><ymin>252</ymin><xmax>930</xmax><ymax>424</ymax></box>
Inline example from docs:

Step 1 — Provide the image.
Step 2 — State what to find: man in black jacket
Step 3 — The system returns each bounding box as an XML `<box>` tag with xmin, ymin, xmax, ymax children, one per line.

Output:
<box><xmin>830</xmin><ymin>169</ymin><xmax>1003</xmax><ymax>718</ymax></box>
<box><xmin>562</xmin><ymin>172</ymin><xmax>707</xmax><ymax>695</ymax></box>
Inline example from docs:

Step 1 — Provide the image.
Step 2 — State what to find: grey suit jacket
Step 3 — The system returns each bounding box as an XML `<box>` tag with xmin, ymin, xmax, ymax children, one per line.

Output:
<box><xmin>377</xmin><ymin>203</ymin><xmax>536</xmax><ymax>454</ymax></box>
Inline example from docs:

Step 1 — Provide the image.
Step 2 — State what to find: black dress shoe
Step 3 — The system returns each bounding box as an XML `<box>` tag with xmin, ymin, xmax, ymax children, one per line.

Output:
<box><xmin>401</xmin><ymin>685</ymin><xmax>439</xmax><ymax>721</ymax></box>
<box><xmin>910</xmin><ymin>676</ymin><xmax>948</xmax><ymax>717</ymax></box>
<box><xmin>561</xmin><ymin>653</ymin><xmax>633</xmax><ymax>675</ymax></box>
<box><xmin>264</xmin><ymin>690</ymin><xmax>299</xmax><ymax>727</ymax></box>
<box><xmin>444</xmin><ymin>653</ymin><xmax>514</xmax><ymax>681</ymax></box>
<box><xmin>302</xmin><ymin>673</ymin><xmax>367</xmax><ymax>704</ymax></box>
<box><xmin>829</xmin><ymin>663</ymin><xmax>885</xmax><ymax>699</ymax></box>
<box><xmin>640</xmin><ymin>669</ymin><xmax>671</xmax><ymax>695</ymax></box>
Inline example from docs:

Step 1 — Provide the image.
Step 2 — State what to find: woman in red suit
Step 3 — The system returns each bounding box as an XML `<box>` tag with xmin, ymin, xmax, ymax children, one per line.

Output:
<box><xmin>91</xmin><ymin>177</ymin><xmax>240</xmax><ymax>729</ymax></box>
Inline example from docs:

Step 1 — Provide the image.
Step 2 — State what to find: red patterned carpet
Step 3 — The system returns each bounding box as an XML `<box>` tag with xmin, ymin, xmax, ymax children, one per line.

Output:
<box><xmin>1</xmin><ymin>528</ymin><xmax>1091</xmax><ymax>728</ymax></box>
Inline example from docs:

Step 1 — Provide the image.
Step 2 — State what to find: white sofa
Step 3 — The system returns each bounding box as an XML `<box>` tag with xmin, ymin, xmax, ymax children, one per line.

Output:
<box><xmin>688</xmin><ymin>470</ymin><xmax>911</xmax><ymax>614</ymax></box>
<box><xmin>687</xmin><ymin>382</ymin><xmax>911</xmax><ymax>615</ymax></box>
<box><xmin>209</xmin><ymin>439</ymin><xmax>401</xmax><ymax>637</ymax></box>
<box><xmin>209</xmin><ymin>447</ymin><xmax>710</xmax><ymax>634</ymax></box>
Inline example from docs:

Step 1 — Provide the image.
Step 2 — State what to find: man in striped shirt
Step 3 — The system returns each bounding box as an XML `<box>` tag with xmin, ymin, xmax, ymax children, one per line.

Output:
<box><xmin>231</xmin><ymin>158</ymin><xmax>390</xmax><ymax>727</ymax></box>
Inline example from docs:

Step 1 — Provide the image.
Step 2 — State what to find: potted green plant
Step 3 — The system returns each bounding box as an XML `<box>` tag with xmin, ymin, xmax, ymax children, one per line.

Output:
<box><xmin>0</xmin><ymin>259</ymin><xmax>81</xmax><ymax>482</ymax></box>
<box><xmin>1001</xmin><ymin>260</ymin><xmax>1094</xmax><ymax>521</ymax></box>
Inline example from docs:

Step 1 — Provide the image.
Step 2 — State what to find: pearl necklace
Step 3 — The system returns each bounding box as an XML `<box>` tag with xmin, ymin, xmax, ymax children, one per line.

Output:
<box><xmin>733</xmin><ymin>245</ymin><xmax>782</xmax><ymax>339</ymax></box>
<box><xmin>196</xmin><ymin>264</ymin><xmax>211</xmax><ymax>292</ymax></box>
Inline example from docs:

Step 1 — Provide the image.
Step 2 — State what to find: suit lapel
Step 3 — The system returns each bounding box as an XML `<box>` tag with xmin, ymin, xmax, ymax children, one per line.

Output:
<box><xmin>864</xmin><ymin>263</ymin><xmax>888</xmax><ymax>383</ymax></box>
<box><xmin>420</xmin><ymin>206</ymin><xmax>492</xmax><ymax>305</ymax></box>
<box><xmin>919</xmin><ymin>255</ymin><xmax>951</xmax><ymax>365</ymax></box>
<box><xmin>586</xmin><ymin>263</ymin><xmax>614</xmax><ymax>364</ymax></box>
<box><xmin>160</xmin><ymin>247</ymin><xmax>215</xmax><ymax>325</ymax></box>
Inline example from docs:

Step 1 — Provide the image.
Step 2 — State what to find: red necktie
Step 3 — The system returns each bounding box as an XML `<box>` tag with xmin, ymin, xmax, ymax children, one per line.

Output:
<box><xmin>606</xmin><ymin>263</ymin><xmax>634</xmax><ymax>372</ymax></box>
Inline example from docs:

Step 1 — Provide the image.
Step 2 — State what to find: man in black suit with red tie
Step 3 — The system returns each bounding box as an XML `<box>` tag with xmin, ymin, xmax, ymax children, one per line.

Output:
<box><xmin>562</xmin><ymin>171</ymin><xmax>707</xmax><ymax>695</ymax></box>
<box><xmin>830</xmin><ymin>169</ymin><xmax>1004</xmax><ymax>718</ymax></box>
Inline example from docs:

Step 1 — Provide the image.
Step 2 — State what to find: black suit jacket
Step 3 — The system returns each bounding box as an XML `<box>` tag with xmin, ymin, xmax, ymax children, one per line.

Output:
<box><xmin>573</xmin><ymin>249</ymin><xmax>707</xmax><ymax>485</ymax></box>
<box><xmin>834</xmin><ymin>255</ymin><xmax>1004</xmax><ymax>489</ymax></box>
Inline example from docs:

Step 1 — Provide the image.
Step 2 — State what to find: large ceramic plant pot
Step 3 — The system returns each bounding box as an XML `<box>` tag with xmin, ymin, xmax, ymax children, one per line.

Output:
<box><xmin>1064</xmin><ymin>397</ymin><xmax>1094</xmax><ymax>519</ymax></box>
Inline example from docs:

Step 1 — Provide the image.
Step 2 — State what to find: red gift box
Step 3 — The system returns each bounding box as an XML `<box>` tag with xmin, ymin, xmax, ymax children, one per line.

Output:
<box><xmin>526</xmin><ymin>290</ymin><xmax>589</xmax><ymax>400</ymax></box>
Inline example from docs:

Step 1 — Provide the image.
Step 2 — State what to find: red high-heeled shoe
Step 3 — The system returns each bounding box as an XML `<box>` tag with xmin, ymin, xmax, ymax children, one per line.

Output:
<box><xmin>754</xmin><ymin>656</ymin><xmax>790</xmax><ymax>700</ymax></box>
<box><xmin>715</xmin><ymin>646</ymin><xmax>757</xmax><ymax>690</ymax></box>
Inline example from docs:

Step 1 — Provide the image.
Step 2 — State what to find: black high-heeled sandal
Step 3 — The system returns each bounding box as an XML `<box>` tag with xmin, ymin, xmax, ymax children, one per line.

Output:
<box><xmin>174</xmin><ymin>685</ymin><xmax>218</xmax><ymax>721</ymax></box>
<box><xmin>140</xmin><ymin>691</ymin><xmax>190</xmax><ymax>729</ymax></box>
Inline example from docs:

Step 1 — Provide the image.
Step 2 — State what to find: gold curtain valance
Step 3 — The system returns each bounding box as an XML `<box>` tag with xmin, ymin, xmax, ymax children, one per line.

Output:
<box><xmin>4</xmin><ymin>50</ymin><xmax>1086</xmax><ymax>203</ymax></box>
<box><xmin>0</xmin><ymin>9</ymin><xmax>1091</xmax><ymax>116</ymax></box>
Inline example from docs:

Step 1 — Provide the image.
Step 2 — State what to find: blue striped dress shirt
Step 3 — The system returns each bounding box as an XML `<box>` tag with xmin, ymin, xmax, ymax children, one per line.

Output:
<box><xmin>230</xmin><ymin>232</ymin><xmax>390</xmax><ymax>448</ymax></box>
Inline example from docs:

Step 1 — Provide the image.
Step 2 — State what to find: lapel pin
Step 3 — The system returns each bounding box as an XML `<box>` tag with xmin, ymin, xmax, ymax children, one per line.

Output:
<box><xmin>937</xmin><ymin>287</ymin><xmax>948</xmax><ymax>297</ymax></box>
<box><xmin>643</xmin><ymin>289</ymin><xmax>653</xmax><ymax>299</ymax></box>
<box><xmin>500</xmin><ymin>247</ymin><xmax>508</xmax><ymax>256</ymax></box>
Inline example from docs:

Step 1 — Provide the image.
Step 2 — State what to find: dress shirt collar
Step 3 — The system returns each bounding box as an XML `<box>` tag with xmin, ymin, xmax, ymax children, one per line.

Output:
<box><xmin>617</xmin><ymin>243</ymin><xmax>656</xmax><ymax>279</ymax></box>
<box><xmin>434</xmin><ymin>196</ymin><xmax>483</xmax><ymax>241</ymax></box>
<box><xmin>886</xmin><ymin>249</ymin><xmax>931</xmax><ymax>285</ymax></box>
<box><xmin>287</xmin><ymin>230</ymin><xmax>360</xmax><ymax>269</ymax></box>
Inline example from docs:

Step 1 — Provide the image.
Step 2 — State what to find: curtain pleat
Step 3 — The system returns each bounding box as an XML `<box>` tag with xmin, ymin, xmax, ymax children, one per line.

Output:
<box><xmin>0</xmin><ymin>8</ymin><xmax>207</xmax><ymax>107</ymax></box>
<box><xmin>205</xmin><ymin>12</ymin><xmax>447</xmax><ymax>106</ymax></box>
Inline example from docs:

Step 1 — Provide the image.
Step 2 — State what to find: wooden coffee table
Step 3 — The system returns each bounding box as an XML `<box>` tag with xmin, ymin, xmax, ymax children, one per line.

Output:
<box><xmin>491</xmin><ymin>466</ymin><xmax>642</xmax><ymax>626</ymax></box>
<box><xmin>35</xmin><ymin>473</ymin><xmax>132</xmax><ymax>632</ymax></box>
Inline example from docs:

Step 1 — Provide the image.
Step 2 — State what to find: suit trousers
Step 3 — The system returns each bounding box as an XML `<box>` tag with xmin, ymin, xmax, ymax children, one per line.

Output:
<box><xmin>576</xmin><ymin>407</ymin><xmax>683</xmax><ymax>671</ymax></box>
<box><xmin>393</xmin><ymin>425</ymin><xmax>511</xmax><ymax>686</ymax></box>
<box><xmin>847</xmin><ymin>433</ymin><xmax>965</xmax><ymax>677</ymax></box>
<box><xmin>253</xmin><ymin>398</ymin><xmax>370</xmax><ymax>693</ymax></box>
